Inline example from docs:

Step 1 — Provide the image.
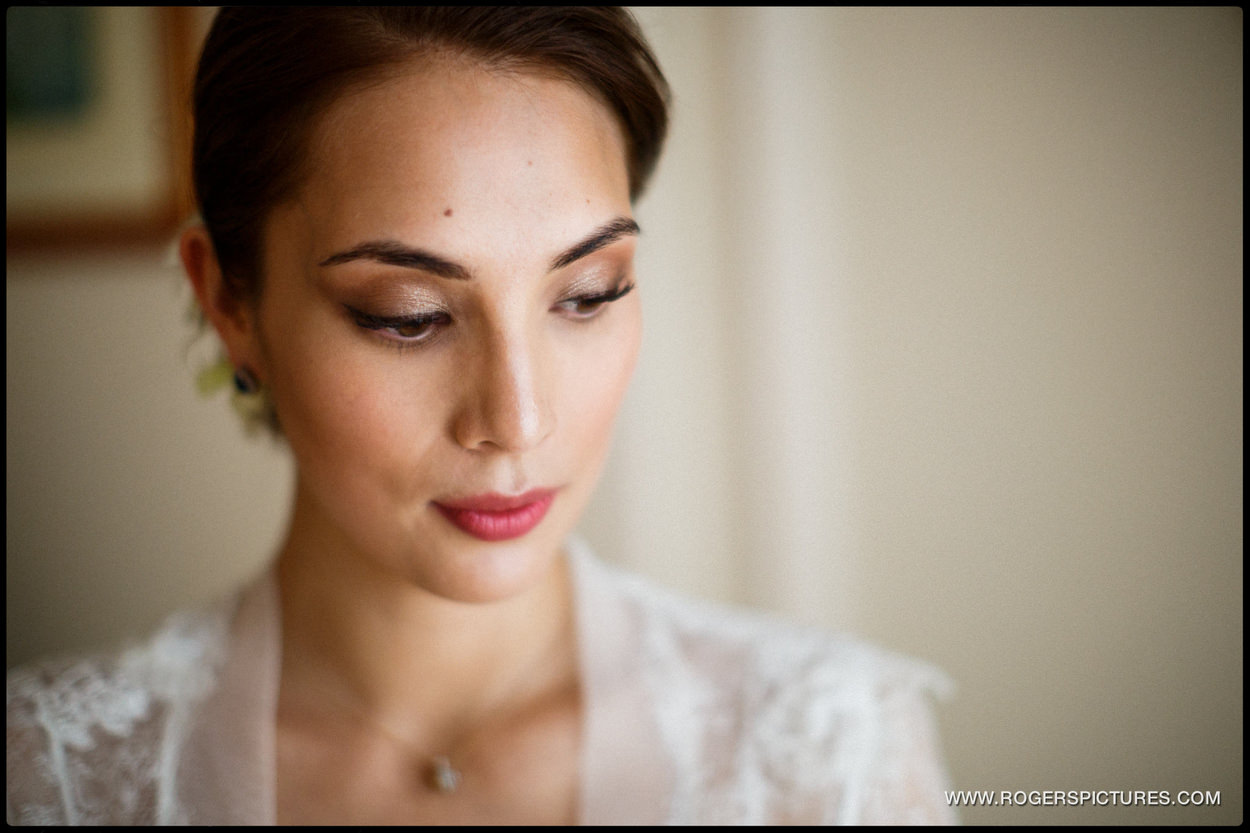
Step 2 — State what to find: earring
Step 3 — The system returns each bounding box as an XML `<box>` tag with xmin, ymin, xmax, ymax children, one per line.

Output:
<box><xmin>232</xmin><ymin>366</ymin><xmax>260</xmax><ymax>395</ymax></box>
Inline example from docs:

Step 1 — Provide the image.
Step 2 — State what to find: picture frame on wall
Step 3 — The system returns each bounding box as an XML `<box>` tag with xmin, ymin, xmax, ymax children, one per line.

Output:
<box><xmin>6</xmin><ymin>7</ymin><xmax>202</xmax><ymax>251</ymax></box>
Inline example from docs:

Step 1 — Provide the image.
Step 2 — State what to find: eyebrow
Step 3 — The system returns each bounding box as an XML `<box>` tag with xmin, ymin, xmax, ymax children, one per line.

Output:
<box><xmin>549</xmin><ymin>216</ymin><xmax>640</xmax><ymax>271</ymax></box>
<box><xmin>317</xmin><ymin>241</ymin><xmax>471</xmax><ymax>280</ymax></box>
<box><xmin>317</xmin><ymin>216</ymin><xmax>639</xmax><ymax>279</ymax></box>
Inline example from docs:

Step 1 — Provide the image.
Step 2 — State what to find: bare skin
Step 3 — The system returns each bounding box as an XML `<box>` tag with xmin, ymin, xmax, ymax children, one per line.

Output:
<box><xmin>182</xmin><ymin>55</ymin><xmax>639</xmax><ymax>824</ymax></box>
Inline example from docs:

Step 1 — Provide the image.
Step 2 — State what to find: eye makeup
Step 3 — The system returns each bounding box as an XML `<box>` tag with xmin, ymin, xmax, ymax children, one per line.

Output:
<box><xmin>336</xmin><ymin>264</ymin><xmax>636</xmax><ymax>352</ymax></box>
<box><xmin>344</xmin><ymin>304</ymin><xmax>451</xmax><ymax>349</ymax></box>
<box><xmin>554</xmin><ymin>280</ymin><xmax>636</xmax><ymax>319</ymax></box>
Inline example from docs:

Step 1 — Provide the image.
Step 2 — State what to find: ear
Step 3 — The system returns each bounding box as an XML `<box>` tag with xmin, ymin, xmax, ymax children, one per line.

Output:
<box><xmin>180</xmin><ymin>225</ymin><xmax>265</xmax><ymax>380</ymax></box>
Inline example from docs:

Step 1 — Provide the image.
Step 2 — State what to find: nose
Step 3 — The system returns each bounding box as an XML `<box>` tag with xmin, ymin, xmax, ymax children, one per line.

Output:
<box><xmin>451</xmin><ymin>326</ymin><xmax>555</xmax><ymax>453</ymax></box>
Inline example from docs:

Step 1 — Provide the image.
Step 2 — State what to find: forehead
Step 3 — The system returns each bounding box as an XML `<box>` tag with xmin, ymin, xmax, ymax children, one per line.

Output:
<box><xmin>281</xmin><ymin>57</ymin><xmax>631</xmax><ymax>265</ymax></box>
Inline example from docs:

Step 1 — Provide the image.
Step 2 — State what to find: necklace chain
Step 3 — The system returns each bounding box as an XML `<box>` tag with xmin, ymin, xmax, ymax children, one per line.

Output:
<box><xmin>352</xmin><ymin>718</ymin><xmax>463</xmax><ymax>795</ymax></box>
<box><xmin>297</xmin><ymin>567</ymin><xmax>574</xmax><ymax>797</ymax></box>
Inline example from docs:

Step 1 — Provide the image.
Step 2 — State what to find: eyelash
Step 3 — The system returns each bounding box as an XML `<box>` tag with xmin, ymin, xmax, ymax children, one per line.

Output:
<box><xmin>346</xmin><ymin>308</ymin><xmax>450</xmax><ymax>351</ymax></box>
<box><xmin>554</xmin><ymin>282</ymin><xmax>636</xmax><ymax>319</ymax></box>
<box><xmin>345</xmin><ymin>282</ymin><xmax>635</xmax><ymax>351</ymax></box>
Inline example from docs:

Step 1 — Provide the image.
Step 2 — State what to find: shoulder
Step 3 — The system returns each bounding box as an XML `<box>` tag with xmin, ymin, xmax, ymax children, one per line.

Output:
<box><xmin>8</xmin><ymin>601</ymin><xmax>233</xmax><ymax>741</ymax></box>
<box><xmin>6</xmin><ymin>599</ymin><xmax>234</xmax><ymax>825</ymax></box>
<box><xmin>576</xmin><ymin>546</ymin><xmax>950</xmax><ymax>705</ymax></box>
<box><xmin>570</xmin><ymin>544</ymin><xmax>955</xmax><ymax>824</ymax></box>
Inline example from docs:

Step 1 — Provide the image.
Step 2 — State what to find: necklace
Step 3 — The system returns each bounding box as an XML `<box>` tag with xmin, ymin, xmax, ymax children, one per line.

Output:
<box><xmin>299</xmin><ymin>570</ymin><xmax>574</xmax><ymax>798</ymax></box>
<box><xmin>373</xmin><ymin>725</ymin><xmax>465</xmax><ymax>795</ymax></box>
<box><xmin>360</xmin><ymin>719</ymin><xmax>464</xmax><ymax>795</ymax></box>
<box><xmin>313</xmin><ymin>705</ymin><xmax>466</xmax><ymax>795</ymax></box>
<box><xmin>429</xmin><ymin>756</ymin><xmax>462</xmax><ymax>794</ymax></box>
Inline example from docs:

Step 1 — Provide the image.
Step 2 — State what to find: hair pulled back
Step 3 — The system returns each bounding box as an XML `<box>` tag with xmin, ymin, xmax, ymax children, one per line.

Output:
<box><xmin>192</xmin><ymin>7</ymin><xmax>670</xmax><ymax>301</ymax></box>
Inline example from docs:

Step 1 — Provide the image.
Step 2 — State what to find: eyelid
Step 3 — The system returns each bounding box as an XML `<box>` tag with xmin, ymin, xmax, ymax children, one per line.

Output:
<box><xmin>555</xmin><ymin>281</ymin><xmax>635</xmax><ymax>317</ymax></box>
<box><xmin>558</xmin><ymin>260</ymin><xmax>628</xmax><ymax>294</ymax></box>
<box><xmin>346</xmin><ymin>304</ymin><xmax>445</xmax><ymax>325</ymax></box>
<box><xmin>344</xmin><ymin>304</ymin><xmax>449</xmax><ymax>347</ymax></box>
<box><xmin>571</xmin><ymin>282</ymin><xmax>634</xmax><ymax>303</ymax></box>
<box><xmin>333</xmin><ymin>282</ymin><xmax>446</xmax><ymax>311</ymax></box>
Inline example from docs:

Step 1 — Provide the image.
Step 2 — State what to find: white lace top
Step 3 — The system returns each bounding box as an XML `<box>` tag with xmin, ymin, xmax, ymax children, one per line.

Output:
<box><xmin>7</xmin><ymin>539</ymin><xmax>957</xmax><ymax>824</ymax></box>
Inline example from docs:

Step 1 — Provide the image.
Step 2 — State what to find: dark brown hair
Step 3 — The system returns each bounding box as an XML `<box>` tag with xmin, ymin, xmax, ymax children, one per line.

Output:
<box><xmin>192</xmin><ymin>6</ymin><xmax>670</xmax><ymax>301</ymax></box>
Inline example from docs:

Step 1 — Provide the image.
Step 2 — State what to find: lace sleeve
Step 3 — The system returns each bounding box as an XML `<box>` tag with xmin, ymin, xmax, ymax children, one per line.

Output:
<box><xmin>624</xmin><ymin>595</ymin><xmax>958</xmax><ymax>824</ymax></box>
<box><xmin>5</xmin><ymin>603</ymin><xmax>234</xmax><ymax>826</ymax></box>
<box><xmin>857</xmin><ymin>680</ymin><xmax>958</xmax><ymax>825</ymax></box>
<box><xmin>569</xmin><ymin>542</ymin><xmax>959</xmax><ymax>825</ymax></box>
<box><xmin>7</xmin><ymin>669</ymin><xmax>70</xmax><ymax>826</ymax></box>
<box><xmin>6</xmin><ymin>654</ymin><xmax>169</xmax><ymax>826</ymax></box>
<box><xmin>747</xmin><ymin>640</ymin><xmax>958</xmax><ymax>825</ymax></box>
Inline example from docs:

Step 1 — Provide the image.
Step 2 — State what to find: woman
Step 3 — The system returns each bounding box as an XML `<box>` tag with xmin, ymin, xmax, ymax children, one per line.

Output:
<box><xmin>7</xmin><ymin>8</ymin><xmax>955</xmax><ymax>824</ymax></box>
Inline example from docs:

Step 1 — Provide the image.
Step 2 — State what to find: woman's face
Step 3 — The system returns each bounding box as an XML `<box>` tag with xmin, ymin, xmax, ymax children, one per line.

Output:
<box><xmin>249</xmin><ymin>58</ymin><xmax>640</xmax><ymax>603</ymax></box>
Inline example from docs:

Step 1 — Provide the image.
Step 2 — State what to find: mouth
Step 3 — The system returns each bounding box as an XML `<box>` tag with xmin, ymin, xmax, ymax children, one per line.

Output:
<box><xmin>432</xmin><ymin>489</ymin><xmax>557</xmax><ymax>542</ymax></box>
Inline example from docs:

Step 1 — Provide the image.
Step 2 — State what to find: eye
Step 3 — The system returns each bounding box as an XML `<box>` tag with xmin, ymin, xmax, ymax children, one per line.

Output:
<box><xmin>555</xmin><ymin>282</ymin><xmax>635</xmax><ymax>320</ymax></box>
<box><xmin>345</xmin><ymin>305</ymin><xmax>450</xmax><ymax>348</ymax></box>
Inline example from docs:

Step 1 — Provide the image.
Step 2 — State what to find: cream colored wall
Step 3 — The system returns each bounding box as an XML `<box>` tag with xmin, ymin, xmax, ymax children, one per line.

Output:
<box><xmin>6</xmin><ymin>248</ymin><xmax>292</xmax><ymax>659</ymax></box>
<box><xmin>7</xmin><ymin>7</ymin><xmax>1241</xmax><ymax>825</ymax></box>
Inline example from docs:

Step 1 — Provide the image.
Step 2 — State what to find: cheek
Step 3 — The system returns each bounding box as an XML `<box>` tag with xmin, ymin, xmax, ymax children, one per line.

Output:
<box><xmin>557</xmin><ymin>309</ymin><xmax>641</xmax><ymax>452</ymax></box>
<box><xmin>264</xmin><ymin>324</ymin><xmax>447</xmax><ymax>491</ymax></box>
<box><xmin>261</xmin><ymin>288</ymin><xmax>641</xmax><ymax>489</ymax></box>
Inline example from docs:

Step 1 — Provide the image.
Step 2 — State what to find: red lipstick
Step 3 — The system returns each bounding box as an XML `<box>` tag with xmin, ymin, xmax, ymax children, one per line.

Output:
<box><xmin>433</xmin><ymin>489</ymin><xmax>556</xmax><ymax>542</ymax></box>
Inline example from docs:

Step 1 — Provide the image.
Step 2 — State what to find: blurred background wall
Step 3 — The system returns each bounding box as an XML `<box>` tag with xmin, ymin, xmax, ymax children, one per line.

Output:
<box><xmin>7</xmin><ymin>7</ymin><xmax>1241</xmax><ymax>825</ymax></box>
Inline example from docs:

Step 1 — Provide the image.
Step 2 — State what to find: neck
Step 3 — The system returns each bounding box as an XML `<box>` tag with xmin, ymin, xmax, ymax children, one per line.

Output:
<box><xmin>274</xmin><ymin>479</ymin><xmax>577</xmax><ymax>753</ymax></box>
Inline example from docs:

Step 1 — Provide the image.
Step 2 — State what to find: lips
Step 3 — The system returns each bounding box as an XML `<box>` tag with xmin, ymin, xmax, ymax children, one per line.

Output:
<box><xmin>433</xmin><ymin>489</ymin><xmax>557</xmax><ymax>542</ymax></box>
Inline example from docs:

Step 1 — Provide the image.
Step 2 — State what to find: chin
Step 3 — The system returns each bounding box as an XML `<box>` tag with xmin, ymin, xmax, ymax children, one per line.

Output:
<box><xmin>407</xmin><ymin>532</ymin><xmax>566</xmax><ymax>605</ymax></box>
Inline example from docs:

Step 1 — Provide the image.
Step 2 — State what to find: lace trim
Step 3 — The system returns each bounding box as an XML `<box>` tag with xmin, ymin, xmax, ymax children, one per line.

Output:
<box><xmin>9</xmin><ymin>551</ymin><xmax>955</xmax><ymax>825</ymax></box>
<box><xmin>6</xmin><ymin>601</ymin><xmax>233</xmax><ymax>825</ymax></box>
<box><xmin>586</xmin><ymin>554</ymin><xmax>956</xmax><ymax>824</ymax></box>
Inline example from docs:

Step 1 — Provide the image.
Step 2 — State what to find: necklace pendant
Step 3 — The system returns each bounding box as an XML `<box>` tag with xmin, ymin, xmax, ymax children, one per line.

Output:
<box><xmin>430</xmin><ymin>756</ymin><xmax>462</xmax><ymax>794</ymax></box>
